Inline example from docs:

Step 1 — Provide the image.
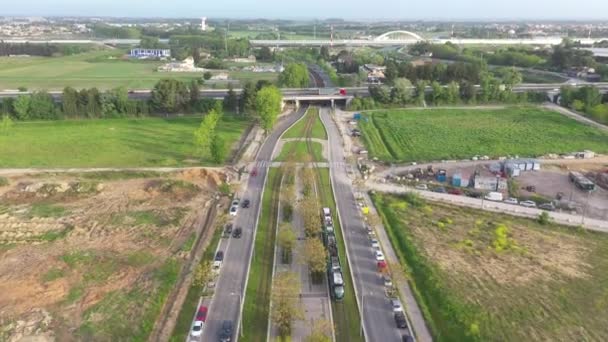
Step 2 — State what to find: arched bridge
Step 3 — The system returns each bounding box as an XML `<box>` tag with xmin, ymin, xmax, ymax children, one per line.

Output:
<box><xmin>374</xmin><ymin>30</ymin><xmax>424</xmax><ymax>41</ymax></box>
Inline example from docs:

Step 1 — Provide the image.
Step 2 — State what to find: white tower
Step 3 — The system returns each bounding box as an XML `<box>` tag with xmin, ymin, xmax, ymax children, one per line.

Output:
<box><xmin>201</xmin><ymin>17</ymin><xmax>207</xmax><ymax>31</ymax></box>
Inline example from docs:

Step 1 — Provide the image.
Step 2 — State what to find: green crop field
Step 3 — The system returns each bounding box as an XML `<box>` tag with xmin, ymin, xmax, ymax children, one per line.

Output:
<box><xmin>0</xmin><ymin>50</ymin><xmax>277</xmax><ymax>90</ymax></box>
<box><xmin>0</xmin><ymin>116</ymin><xmax>249</xmax><ymax>168</ymax></box>
<box><xmin>359</xmin><ymin>107</ymin><xmax>608</xmax><ymax>162</ymax></box>
<box><xmin>372</xmin><ymin>192</ymin><xmax>608</xmax><ymax>342</ymax></box>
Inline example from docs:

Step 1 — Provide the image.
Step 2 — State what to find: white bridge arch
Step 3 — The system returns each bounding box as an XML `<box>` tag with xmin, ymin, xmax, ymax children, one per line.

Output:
<box><xmin>374</xmin><ymin>30</ymin><xmax>423</xmax><ymax>41</ymax></box>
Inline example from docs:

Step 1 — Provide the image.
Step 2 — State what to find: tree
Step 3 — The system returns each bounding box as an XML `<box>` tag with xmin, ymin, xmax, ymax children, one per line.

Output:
<box><xmin>86</xmin><ymin>88</ymin><xmax>102</xmax><ymax>118</ymax></box>
<box><xmin>560</xmin><ymin>85</ymin><xmax>575</xmax><ymax>107</ymax></box>
<box><xmin>460</xmin><ymin>80</ymin><xmax>476</xmax><ymax>103</ymax></box>
<box><xmin>384</xmin><ymin>61</ymin><xmax>399</xmax><ymax>84</ymax></box>
<box><xmin>444</xmin><ymin>81</ymin><xmax>460</xmax><ymax>104</ymax></box>
<box><xmin>278</xmin><ymin>223</ymin><xmax>297</xmax><ymax>264</ymax></box>
<box><xmin>194</xmin><ymin>108</ymin><xmax>222</xmax><ymax>156</ymax></box>
<box><xmin>305</xmin><ymin>319</ymin><xmax>332</xmax><ymax>342</ymax></box>
<box><xmin>223</xmin><ymin>84</ymin><xmax>238</xmax><ymax>112</ymax></box>
<box><xmin>151</xmin><ymin>79</ymin><xmax>190</xmax><ymax>113</ymax></box>
<box><xmin>578</xmin><ymin>86</ymin><xmax>602</xmax><ymax>112</ymax></box>
<box><xmin>299</xmin><ymin>196</ymin><xmax>320</xmax><ymax>237</ymax></box>
<box><xmin>29</xmin><ymin>91</ymin><xmax>59</xmax><ymax>120</ymax></box>
<box><xmin>13</xmin><ymin>95</ymin><xmax>31</xmax><ymax>120</ymax></box>
<box><xmin>190</xmin><ymin>79</ymin><xmax>200</xmax><ymax>107</ymax></box>
<box><xmin>62</xmin><ymin>87</ymin><xmax>79</xmax><ymax>117</ymax></box>
<box><xmin>538</xmin><ymin>211</ymin><xmax>551</xmax><ymax>225</ymax></box>
<box><xmin>414</xmin><ymin>81</ymin><xmax>427</xmax><ymax>106</ymax></box>
<box><xmin>0</xmin><ymin>114</ymin><xmax>13</xmax><ymax>135</ymax></box>
<box><xmin>496</xmin><ymin>67</ymin><xmax>522</xmax><ymax>90</ymax></box>
<box><xmin>210</xmin><ymin>134</ymin><xmax>226</xmax><ymax>164</ymax></box>
<box><xmin>109</xmin><ymin>86</ymin><xmax>129</xmax><ymax>115</ymax></box>
<box><xmin>140</xmin><ymin>36</ymin><xmax>162</xmax><ymax>49</ymax></box>
<box><xmin>319</xmin><ymin>46</ymin><xmax>330</xmax><ymax>61</ymax></box>
<box><xmin>430</xmin><ymin>81</ymin><xmax>443</xmax><ymax>105</ymax></box>
<box><xmin>368</xmin><ymin>85</ymin><xmax>391</xmax><ymax>104</ymax></box>
<box><xmin>192</xmin><ymin>261</ymin><xmax>212</xmax><ymax>287</ymax></box>
<box><xmin>256</xmin><ymin>85</ymin><xmax>282</xmax><ymax>132</ymax></box>
<box><xmin>256</xmin><ymin>46</ymin><xmax>274</xmax><ymax>62</ymax></box>
<box><xmin>203</xmin><ymin>72</ymin><xmax>213</xmax><ymax>80</ymax></box>
<box><xmin>271</xmin><ymin>271</ymin><xmax>302</xmax><ymax>337</ymax></box>
<box><xmin>302</xmin><ymin>238</ymin><xmax>327</xmax><ymax>281</ymax></box>
<box><xmin>240</xmin><ymin>81</ymin><xmax>257</xmax><ymax>116</ymax></box>
<box><xmin>192</xmin><ymin>46</ymin><xmax>202</xmax><ymax>66</ymax></box>
<box><xmin>279</xmin><ymin>63</ymin><xmax>310</xmax><ymax>88</ymax></box>
<box><xmin>391</xmin><ymin>78</ymin><xmax>414</xmax><ymax>104</ymax></box>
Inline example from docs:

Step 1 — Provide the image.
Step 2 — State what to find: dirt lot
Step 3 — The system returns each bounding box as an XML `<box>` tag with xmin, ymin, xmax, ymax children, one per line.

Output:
<box><xmin>0</xmin><ymin>169</ymin><xmax>225</xmax><ymax>342</ymax></box>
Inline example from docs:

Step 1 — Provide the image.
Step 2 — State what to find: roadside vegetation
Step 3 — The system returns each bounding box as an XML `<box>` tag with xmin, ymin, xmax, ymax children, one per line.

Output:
<box><xmin>275</xmin><ymin>141</ymin><xmax>325</xmax><ymax>163</ymax></box>
<box><xmin>358</xmin><ymin>107</ymin><xmax>608</xmax><ymax>163</ymax></box>
<box><xmin>282</xmin><ymin>108</ymin><xmax>327</xmax><ymax>140</ymax></box>
<box><xmin>372</xmin><ymin>192</ymin><xmax>608</xmax><ymax>342</ymax></box>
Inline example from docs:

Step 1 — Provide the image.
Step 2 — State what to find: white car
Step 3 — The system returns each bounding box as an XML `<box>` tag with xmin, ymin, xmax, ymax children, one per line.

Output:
<box><xmin>375</xmin><ymin>250</ymin><xmax>385</xmax><ymax>262</ymax></box>
<box><xmin>229</xmin><ymin>206</ymin><xmax>238</xmax><ymax>217</ymax></box>
<box><xmin>520</xmin><ymin>200</ymin><xmax>537</xmax><ymax>208</ymax></box>
<box><xmin>383</xmin><ymin>275</ymin><xmax>393</xmax><ymax>287</ymax></box>
<box><xmin>415</xmin><ymin>184</ymin><xmax>428</xmax><ymax>190</ymax></box>
<box><xmin>371</xmin><ymin>238</ymin><xmax>380</xmax><ymax>249</ymax></box>
<box><xmin>391</xmin><ymin>299</ymin><xmax>404</xmax><ymax>312</ymax></box>
<box><xmin>504</xmin><ymin>198</ymin><xmax>519</xmax><ymax>205</ymax></box>
<box><xmin>191</xmin><ymin>320</ymin><xmax>204</xmax><ymax>337</ymax></box>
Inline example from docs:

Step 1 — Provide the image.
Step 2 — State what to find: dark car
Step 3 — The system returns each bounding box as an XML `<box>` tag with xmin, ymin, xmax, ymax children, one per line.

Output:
<box><xmin>394</xmin><ymin>312</ymin><xmax>408</xmax><ymax>329</ymax></box>
<box><xmin>215</xmin><ymin>251</ymin><xmax>224</xmax><ymax>262</ymax></box>
<box><xmin>219</xmin><ymin>320</ymin><xmax>233</xmax><ymax>342</ymax></box>
<box><xmin>232</xmin><ymin>227</ymin><xmax>242</xmax><ymax>238</ymax></box>
<box><xmin>402</xmin><ymin>335</ymin><xmax>414</xmax><ymax>342</ymax></box>
<box><xmin>223</xmin><ymin>224</ymin><xmax>233</xmax><ymax>238</ymax></box>
<box><xmin>434</xmin><ymin>187</ymin><xmax>447</xmax><ymax>193</ymax></box>
<box><xmin>242</xmin><ymin>199</ymin><xmax>250</xmax><ymax>208</ymax></box>
<box><xmin>539</xmin><ymin>203</ymin><xmax>556</xmax><ymax>211</ymax></box>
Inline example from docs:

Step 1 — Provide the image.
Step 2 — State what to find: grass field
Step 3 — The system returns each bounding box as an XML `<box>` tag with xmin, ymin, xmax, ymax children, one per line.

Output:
<box><xmin>274</xmin><ymin>141</ymin><xmax>325</xmax><ymax>162</ymax></box>
<box><xmin>282</xmin><ymin>108</ymin><xmax>327</xmax><ymax>140</ymax></box>
<box><xmin>372</xmin><ymin>192</ymin><xmax>608</xmax><ymax>342</ymax></box>
<box><xmin>0</xmin><ymin>50</ymin><xmax>277</xmax><ymax>90</ymax></box>
<box><xmin>359</xmin><ymin>107</ymin><xmax>608</xmax><ymax>162</ymax></box>
<box><xmin>241</xmin><ymin>168</ymin><xmax>281</xmax><ymax>342</ymax></box>
<box><xmin>0</xmin><ymin>116</ymin><xmax>249</xmax><ymax>168</ymax></box>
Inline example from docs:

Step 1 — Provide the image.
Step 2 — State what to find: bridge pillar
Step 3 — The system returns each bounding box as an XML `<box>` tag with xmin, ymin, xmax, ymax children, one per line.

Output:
<box><xmin>281</xmin><ymin>101</ymin><xmax>286</xmax><ymax>111</ymax></box>
<box><xmin>345</xmin><ymin>97</ymin><xmax>353</xmax><ymax>108</ymax></box>
<box><xmin>331</xmin><ymin>99</ymin><xmax>335</xmax><ymax>109</ymax></box>
<box><xmin>295</xmin><ymin>100</ymin><xmax>300</xmax><ymax>109</ymax></box>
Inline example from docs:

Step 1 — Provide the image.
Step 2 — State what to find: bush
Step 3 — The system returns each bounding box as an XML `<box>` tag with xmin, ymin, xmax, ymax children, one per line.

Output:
<box><xmin>282</xmin><ymin>203</ymin><xmax>293</xmax><ymax>222</ymax></box>
<box><xmin>0</xmin><ymin>177</ymin><xmax>8</xmax><ymax>187</ymax></box>
<box><xmin>538</xmin><ymin>211</ymin><xmax>551</xmax><ymax>225</ymax></box>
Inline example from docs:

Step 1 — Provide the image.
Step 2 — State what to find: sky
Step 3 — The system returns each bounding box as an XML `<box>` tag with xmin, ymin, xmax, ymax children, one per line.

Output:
<box><xmin>3</xmin><ymin>0</ymin><xmax>608</xmax><ymax>20</ymax></box>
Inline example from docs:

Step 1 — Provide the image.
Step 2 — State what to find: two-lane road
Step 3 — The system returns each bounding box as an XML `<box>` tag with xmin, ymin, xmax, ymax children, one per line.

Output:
<box><xmin>201</xmin><ymin>107</ymin><xmax>306</xmax><ymax>341</ymax></box>
<box><xmin>319</xmin><ymin>107</ymin><xmax>413</xmax><ymax>342</ymax></box>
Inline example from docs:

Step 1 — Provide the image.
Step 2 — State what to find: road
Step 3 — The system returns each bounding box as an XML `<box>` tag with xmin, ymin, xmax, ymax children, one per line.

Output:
<box><xmin>319</xmin><ymin>107</ymin><xmax>412</xmax><ymax>342</ymax></box>
<box><xmin>201</xmin><ymin>107</ymin><xmax>306</xmax><ymax>342</ymax></box>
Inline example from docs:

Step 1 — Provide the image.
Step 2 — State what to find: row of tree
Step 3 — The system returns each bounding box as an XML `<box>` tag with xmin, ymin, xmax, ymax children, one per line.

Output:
<box><xmin>560</xmin><ymin>85</ymin><xmax>608</xmax><ymax>124</ymax></box>
<box><xmin>0</xmin><ymin>41</ymin><xmax>91</xmax><ymax>57</ymax></box>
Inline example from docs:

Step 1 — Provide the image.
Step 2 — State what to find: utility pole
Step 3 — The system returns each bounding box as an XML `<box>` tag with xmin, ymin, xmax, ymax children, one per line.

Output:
<box><xmin>224</xmin><ymin>22</ymin><xmax>230</xmax><ymax>55</ymax></box>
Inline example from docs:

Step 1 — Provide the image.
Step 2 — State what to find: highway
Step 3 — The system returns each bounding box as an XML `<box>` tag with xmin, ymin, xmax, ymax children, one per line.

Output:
<box><xmin>320</xmin><ymin>107</ymin><xmax>411</xmax><ymax>342</ymax></box>
<box><xmin>2</xmin><ymin>83</ymin><xmax>608</xmax><ymax>101</ymax></box>
<box><xmin>201</xmin><ymin>107</ymin><xmax>306</xmax><ymax>342</ymax></box>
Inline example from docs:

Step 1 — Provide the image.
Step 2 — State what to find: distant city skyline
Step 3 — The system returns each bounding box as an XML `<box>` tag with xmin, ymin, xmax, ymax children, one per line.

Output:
<box><xmin>2</xmin><ymin>0</ymin><xmax>608</xmax><ymax>20</ymax></box>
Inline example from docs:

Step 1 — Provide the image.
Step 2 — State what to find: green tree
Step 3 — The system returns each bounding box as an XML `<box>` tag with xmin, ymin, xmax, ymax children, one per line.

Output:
<box><xmin>279</xmin><ymin>63</ymin><xmax>309</xmax><ymax>88</ymax></box>
<box><xmin>194</xmin><ymin>106</ymin><xmax>223</xmax><ymax>158</ymax></box>
<box><xmin>256</xmin><ymin>85</ymin><xmax>282</xmax><ymax>132</ymax></box>
<box><xmin>110</xmin><ymin>87</ymin><xmax>129</xmax><ymax>115</ymax></box>
<box><xmin>271</xmin><ymin>271</ymin><xmax>303</xmax><ymax>337</ymax></box>
<box><xmin>496</xmin><ymin>67</ymin><xmax>523</xmax><ymax>90</ymax></box>
<box><xmin>190</xmin><ymin>79</ymin><xmax>200</xmax><ymax>107</ymax></box>
<box><xmin>223</xmin><ymin>84</ymin><xmax>238</xmax><ymax>112</ymax></box>
<box><xmin>560</xmin><ymin>85</ymin><xmax>575</xmax><ymax>107</ymax></box>
<box><xmin>444</xmin><ymin>81</ymin><xmax>460</xmax><ymax>104</ymax></box>
<box><xmin>369</xmin><ymin>85</ymin><xmax>391</xmax><ymax>104</ymax></box>
<box><xmin>210</xmin><ymin>134</ymin><xmax>226</xmax><ymax>163</ymax></box>
<box><xmin>140</xmin><ymin>36</ymin><xmax>162</xmax><ymax>49</ymax></box>
<box><xmin>305</xmin><ymin>319</ymin><xmax>332</xmax><ymax>342</ymax></box>
<box><xmin>0</xmin><ymin>114</ymin><xmax>13</xmax><ymax>135</ymax></box>
<box><xmin>203</xmin><ymin>72</ymin><xmax>213</xmax><ymax>80</ymax></box>
<box><xmin>192</xmin><ymin>261</ymin><xmax>212</xmax><ymax>287</ymax></box>
<box><xmin>278</xmin><ymin>223</ymin><xmax>297</xmax><ymax>264</ymax></box>
<box><xmin>302</xmin><ymin>238</ymin><xmax>327</xmax><ymax>280</ymax></box>
<box><xmin>240</xmin><ymin>81</ymin><xmax>257</xmax><ymax>116</ymax></box>
<box><xmin>151</xmin><ymin>79</ymin><xmax>190</xmax><ymax>113</ymax></box>
<box><xmin>430</xmin><ymin>81</ymin><xmax>443</xmax><ymax>105</ymax></box>
<box><xmin>62</xmin><ymin>87</ymin><xmax>79</xmax><ymax>118</ymax></box>
<box><xmin>391</xmin><ymin>78</ymin><xmax>414</xmax><ymax>105</ymax></box>
<box><xmin>460</xmin><ymin>80</ymin><xmax>476</xmax><ymax>103</ymax></box>
<box><xmin>29</xmin><ymin>91</ymin><xmax>59</xmax><ymax>120</ymax></box>
<box><xmin>13</xmin><ymin>95</ymin><xmax>31</xmax><ymax>120</ymax></box>
<box><xmin>86</xmin><ymin>88</ymin><xmax>102</xmax><ymax>118</ymax></box>
<box><xmin>414</xmin><ymin>81</ymin><xmax>427</xmax><ymax>106</ymax></box>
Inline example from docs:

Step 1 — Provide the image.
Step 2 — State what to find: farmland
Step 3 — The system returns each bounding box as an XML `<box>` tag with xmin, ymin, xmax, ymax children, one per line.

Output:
<box><xmin>0</xmin><ymin>115</ymin><xmax>249</xmax><ymax>168</ymax></box>
<box><xmin>372</xmin><ymin>192</ymin><xmax>608</xmax><ymax>342</ymax></box>
<box><xmin>0</xmin><ymin>169</ymin><xmax>224</xmax><ymax>341</ymax></box>
<box><xmin>358</xmin><ymin>107</ymin><xmax>608</xmax><ymax>162</ymax></box>
<box><xmin>0</xmin><ymin>50</ymin><xmax>277</xmax><ymax>91</ymax></box>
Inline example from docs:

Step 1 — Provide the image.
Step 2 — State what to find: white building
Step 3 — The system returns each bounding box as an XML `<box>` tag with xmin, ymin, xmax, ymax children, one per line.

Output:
<box><xmin>201</xmin><ymin>17</ymin><xmax>207</xmax><ymax>31</ymax></box>
<box><xmin>130</xmin><ymin>49</ymin><xmax>171</xmax><ymax>59</ymax></box>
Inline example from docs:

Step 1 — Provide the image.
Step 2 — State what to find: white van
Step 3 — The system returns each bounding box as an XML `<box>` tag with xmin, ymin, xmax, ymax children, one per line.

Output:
<box><xmin>484</xmin><ymin>192</ymin><xmax>504</xmax><ymax>202</ymax></box>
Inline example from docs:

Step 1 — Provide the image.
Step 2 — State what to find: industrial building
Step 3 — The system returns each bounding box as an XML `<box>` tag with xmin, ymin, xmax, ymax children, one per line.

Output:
<box><xmin>129</xmin><ymin>48</ymin><xmax>171</xmax><ymax>59</ymax></box>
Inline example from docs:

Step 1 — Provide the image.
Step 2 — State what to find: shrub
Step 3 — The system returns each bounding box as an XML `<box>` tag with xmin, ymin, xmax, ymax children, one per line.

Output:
<box><xmin>538</xmin><ymin>211</ymin><xmax>551</xmax><ymax>225</ymax></box>
<box><xmin>0</xmin><ymin>177</ymin><xmax>8</xmax><ymax>187</ymax></box>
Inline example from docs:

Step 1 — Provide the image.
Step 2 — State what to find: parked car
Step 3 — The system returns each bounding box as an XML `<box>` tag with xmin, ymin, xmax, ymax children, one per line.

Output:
<box><xmin>191</xmin><ymin>321</ymin><xmax>203</xmax><ymax>337</ymax></box>
<box><xmin>434</xmin><ymin>187</ymin><xmax>447</xmax><ymax>193</ymax></box>
<box><xmin>223</xmin><ymin>224</ymin><xmax>233</xmax><ymax>238</ymax></box>
<box><xmin>371</xmin><ymin>238</ymin><xmax>380</xmax><ymax>249</ymax></box>
<box><xmin>391</xmin><ymin>299</ymin><xmax>404</xmax><ymax>312</ymax></box>
<box><xmin>231</xmin><ymin>199</ymin><xmax>240</xmax><ymax>207</ymax></box>
<box><xmin>196</xmin><ymin>305</ymin><xmax>208</xmax><ymax>321</ymax></box>
<box><xmin>504</xmin><ymin>198</ymin><xmax>519</xmax><ymax>205</ymax></box>
<box><xmin>383</xmin><ymin>275</ymin><xmax>393</xmax><ymax>287</ymax></box>
<box><xmin>375</xmin><ymin>250</ymin><xmax>385</xmax><ymax>262</ymax></box>
<box><xmin>520</xmin><ymin>200</ymin><xmax>537</xmax><ymax>208</ymax></box>
<box><xmin>448</xmin><ymin>188</ymin><xmax>463</xmax><ymax>195</ymax></box>
<box><xmin>402</xmin><ymin>335</ymin><xmax>414</xmax><ymax>342</ymax></box>
<box><xmin>215</xmin><ymin>251</ymin><xmax>224</xmax><ymax>262</ymax></box>
<box><xmin>539</xmin><ymin>203</ymin><xmax>556</xmax><ymax>211</ymax></box>
<box><xmin>232</xmin><ymin>227</ymin><xmax>242</xmax><ymax>238</ymax></box>
<box><xmin>219</xmin><ymin>320</ymin><xmax>233</xmax><ymax>342</ymax></box>
<box><xmin>229</xmin><ymin>206</ymin><xmax>238</xmax><ymax>217</ymax></box>
<box><xmin>415</xmin><ymin>184</ymin><xmax>428</xmax><ymax>190</ymax></box>
<box><xmin>241</xmin><ymin>199</ymin><xmax>250</xmax><ymax>208</ymax></box>
<box><xmin>394</xmin><ymin>312</ymin><xmax>408</xmax><ymax>329</ymax></box>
